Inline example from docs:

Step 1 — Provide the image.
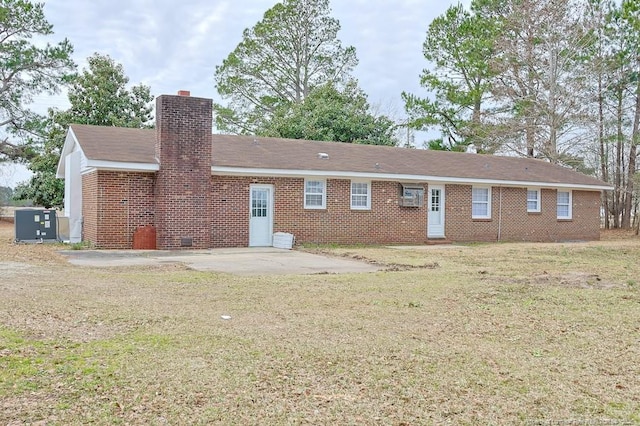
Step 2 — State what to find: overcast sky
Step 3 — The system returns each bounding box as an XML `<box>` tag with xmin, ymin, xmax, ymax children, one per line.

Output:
<box><xmin>2</xmin><ymin>0</ymin><xmax>469</xmax><ymax>187</ymax></box>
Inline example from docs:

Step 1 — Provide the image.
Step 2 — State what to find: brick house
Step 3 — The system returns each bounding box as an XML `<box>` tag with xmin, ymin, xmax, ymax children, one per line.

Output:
<box><xmin>56</xmin><ymin>92</ymin><xmax>611</xmax><ymax>249</ymax></box>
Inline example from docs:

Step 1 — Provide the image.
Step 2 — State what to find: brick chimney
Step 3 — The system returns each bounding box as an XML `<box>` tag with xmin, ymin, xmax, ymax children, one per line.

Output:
<box><xmin>155</xmin><ymin>92</ymin><xmax>212</xmax><ymax>249</ymax></box>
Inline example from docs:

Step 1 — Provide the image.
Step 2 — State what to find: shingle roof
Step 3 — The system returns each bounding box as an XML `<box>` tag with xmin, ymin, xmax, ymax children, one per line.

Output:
<box><xmin>70</xmin><ymin>124</ymin><xmax>158</xmax><ymax>164</ymax></box>
<box><xmin>68</xmin><ymin>124</ymin><xmax>610</xmax><ymax>189</ymax></box>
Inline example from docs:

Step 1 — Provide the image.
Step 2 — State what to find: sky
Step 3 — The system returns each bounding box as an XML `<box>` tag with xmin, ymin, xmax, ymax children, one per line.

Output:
<box><xmin>2</xmin><ymin>0</ymin><xmax>470</xmax><ymax>188</ymax></box>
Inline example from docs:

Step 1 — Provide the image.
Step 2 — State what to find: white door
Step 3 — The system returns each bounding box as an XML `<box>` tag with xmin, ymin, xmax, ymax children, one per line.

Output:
<box><xmin>428</xmin><ymin>185</ymin><xmax>445</xmax><ymax>238</ymax></box>
<box><xmin>249</xmin><ymin>185</ymin><xmax>273</xmax><ymax>247</ymax></box>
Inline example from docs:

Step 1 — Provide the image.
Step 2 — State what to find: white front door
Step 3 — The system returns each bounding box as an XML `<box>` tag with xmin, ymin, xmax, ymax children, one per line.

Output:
<box><xmin>428</xmin><ymin>185</ymin><xmax>445</xmax><ymax>238</ymax></box>
<box><xmin>249</xmin><ymin>185</ymin><xmax>273</xmax><ymax>247</ymax></box>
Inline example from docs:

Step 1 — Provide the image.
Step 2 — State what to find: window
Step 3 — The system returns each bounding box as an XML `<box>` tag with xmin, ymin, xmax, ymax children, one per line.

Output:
<box><xmin>557</xmin><ymin>190</ymin><xmax>572</xmax><ymax>219</ymax></box>
<box><xmin>351</xmin><ymin>181</ymin><xmax>371</xmax><ymax>210</ymax></box>
<box><xmin>472</xmin><ymin>187</ymin><xmax>491</xmax><ymax>218</ymax></box>
<box><xmin>527</xmin><ymin>188</ymin><xmax>541</xmax><ymax>212</ymax></box>
<box><xmin>304</xmin><ymin>179</ymin><xmax>326</xmax><ymax>209</ymax></box>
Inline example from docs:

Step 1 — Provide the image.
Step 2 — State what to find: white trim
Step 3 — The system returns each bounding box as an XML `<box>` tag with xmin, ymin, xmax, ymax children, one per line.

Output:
<box><xmin>472</xmin><ymin>186</ymin><xmax>492</xmax><ymax>219</ymax></box>
<box><xmin>85</xmin><ymin>160</ymin><xmax>160</xmax><ymax>172</ymax></box>
<box><xmin>57</xmin><ymin>127</ymin><xmax>81</xmax><ymax>178</ymax></box>
<box><xmin>304</xmin><ymin>178</ymin><xmax>326</xmax><ymax>209</ymax></box>
<box><xmin>557</xmin><ymin>190</ymin><xmax>572</xmax><ymax>219</ymax></box>
<box><xmin>350</xmin><ymin>180</ymin><xmax>371</xmax><ymax>210</ymax></box>
<box><xmin>211</xmin><ymin>166</ymin><xmax>612</xmax><ymax>191</ymax></box>
<box><xmin>527</xmin><ymin>188</ymin><xmax>541</xmax><ymax>213</ymax></box>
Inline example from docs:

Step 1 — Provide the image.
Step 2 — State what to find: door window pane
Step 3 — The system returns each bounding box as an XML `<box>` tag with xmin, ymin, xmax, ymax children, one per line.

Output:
<box><xmin>431</xmin><ymin>190</ymin><xmax>440</xmax><ymax>212</ymax></box>
<box><xmin>252</xmin><ymin>190</ymin><xmax>268</xmax><ymax>217</ymax></box>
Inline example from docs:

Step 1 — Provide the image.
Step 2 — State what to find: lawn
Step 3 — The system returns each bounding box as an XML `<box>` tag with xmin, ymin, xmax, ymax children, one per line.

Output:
<box><xmin>1</xmin><ymin>221</ymin><xmax>639</xmax><ymax>425</ymax></box>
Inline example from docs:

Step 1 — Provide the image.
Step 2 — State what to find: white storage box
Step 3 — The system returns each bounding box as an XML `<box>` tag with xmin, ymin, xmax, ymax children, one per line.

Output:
<box><xmin>272</xmin><ymin>232</ymin><xmax>295</xmax><ymax>249</ymax></box>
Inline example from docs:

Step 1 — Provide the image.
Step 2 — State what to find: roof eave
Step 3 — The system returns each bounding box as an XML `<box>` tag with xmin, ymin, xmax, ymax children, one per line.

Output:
<box><xmin>84</xmin><ymin>160</ymin><xmax>160</xmax><ymax>173</ymax></box>
<box><xmin>211</xmin><ymin>166</ymin><xmax>613</xmax><ymax>191</ymax></box>
<box><xmin>56</xmin><ymin>127</ymin><xmax>80</xmax><ymax>178</ymax></box>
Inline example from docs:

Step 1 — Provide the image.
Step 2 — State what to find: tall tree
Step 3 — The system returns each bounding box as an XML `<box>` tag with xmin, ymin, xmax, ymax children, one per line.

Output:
<box><xmin>15</xmin><ymin>54</ymin><xmax>153</xmax><ymax>208</ymax></box>
<box><xmin>262</xmin><ymin>82</ymin><xmax>398</xmax><ymax>145</ymax></box>
<box><xmin>402</xmin><ymin>3</ymin><xmax>496</xmax><ymax>152</ymax></box>
<box><xmin>584</xmin><ymin>0</ymin><xmax>616</xmax><ymax>228</ymax></box>
<box><xmin>66</xmin><ymin>54</ymin><xmax>153</xmax><ymax>128</ymax></box>
<box><xmin>619</xmin><ymin>0</ymin><xmax>640</xmax><ymax>228</ymax></box>
<box><xmin>475</xmin><ymin>0</ymin><xmax>595</xmax><ymax>164</ymax></box>
<box><xmin>214</xmin><ymin>0</ymin><xmax>358</xmax><ymax>134</ymax></box>
<box><xmin>0</xmin><ymin>0</ymin><xmax>74</xmax><ymax>161</ymax></box>
<box><xmin>587</xmin><ymin>0</ymin><xmax>640</xmax><ymax>228</ymax></box>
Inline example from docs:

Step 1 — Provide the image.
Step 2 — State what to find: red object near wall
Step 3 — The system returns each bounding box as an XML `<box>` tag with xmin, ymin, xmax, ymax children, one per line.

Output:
<box><xmin>132</xmin><ymin>225</ymin><xmax>156</xmax><ymax>249</ymax></box>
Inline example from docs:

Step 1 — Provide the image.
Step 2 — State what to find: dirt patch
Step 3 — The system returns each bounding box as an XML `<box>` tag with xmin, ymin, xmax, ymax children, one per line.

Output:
<box><xmin>529</xmin><ymin>271</ymin><xmax>619</xmax><ymax>289</ymax></box>
<box><xmin>0</xmin><ymin>222</ymin><xmax>68</xmax><ymax>266</ymax></box>
<box><xmin>303</xmin><ymin>248</ymin><xmax>440</xmax><ymax>271</ymax></box>
<box><xmin>476</xmin><ymin>269</ymin><xmax>626</xmax><ymax>289</ymax></box>
<box><xmin>0</xmin><ymin>261</ymin><xmax>35</xmax><ymax>277</ymax></box>
<box><xmin>600</xmin><ymin>228</ymin><xmax>639</xmax><ymax>240</ymax></box>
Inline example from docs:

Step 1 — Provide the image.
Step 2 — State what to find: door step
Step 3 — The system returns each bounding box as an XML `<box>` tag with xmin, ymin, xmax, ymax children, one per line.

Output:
<box><xmin>426</xmin><ymin>238</ymin><xmax>451</xmax><ymax>245</ymax></box>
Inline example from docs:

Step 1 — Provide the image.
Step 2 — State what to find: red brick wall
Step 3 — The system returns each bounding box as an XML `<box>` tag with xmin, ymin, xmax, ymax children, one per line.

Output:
<box><xmin>81</xmin><ymin>171</ymin><xmax>98</xmax><ymax>244</ymax></box>
<box><xmin>155</xmin><ymin>94</ymin><xmax>212</xmax><ymax>249</ymax></box>
<box><xmin>278</xmin><ymin>179</ymin><xmax>427</xmax><ymax>244</ymax></box>
<box><xmin>82</xmin><ymin>171</ymin><xmax>155</xmax><ymax>249</ymax></box>
<box><xmin>211</xmin><ymin>176</ymin><xmax>250</xmax><ymax>247</ymax></box>
<box><xmin>211</xmin><ymin>176</ymin><xmax>428</xmax><ymax>246</ymax></box>
<box><xmin>445</xmin><ymin>185</ymin><xmax>601</xmax><ymax>242</ymax></box>
<box><xmin>82</xmin><ymin>172</ymin><xmax>602</xmax><ymax>248</ymax></box>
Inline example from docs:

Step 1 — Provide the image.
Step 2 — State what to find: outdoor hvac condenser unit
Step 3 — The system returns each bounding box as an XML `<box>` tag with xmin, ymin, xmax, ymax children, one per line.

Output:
<box><xmin>14</xmin><ymin>209</ymin><xmax>58</xmax><ymax>242</ymax></box>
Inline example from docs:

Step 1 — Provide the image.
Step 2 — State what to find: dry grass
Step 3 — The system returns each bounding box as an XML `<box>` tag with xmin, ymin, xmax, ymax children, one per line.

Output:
<box><xmin>1</xmin><ymin>221</ymin><xmax>639</xmax><ymax>425</ymax></box>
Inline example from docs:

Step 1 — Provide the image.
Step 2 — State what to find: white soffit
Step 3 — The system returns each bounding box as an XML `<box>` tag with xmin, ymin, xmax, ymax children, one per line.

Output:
<box><xmin>81</xmin><ymin>160</ymin><xmax>160</xmax><ymax>173</ymax></box>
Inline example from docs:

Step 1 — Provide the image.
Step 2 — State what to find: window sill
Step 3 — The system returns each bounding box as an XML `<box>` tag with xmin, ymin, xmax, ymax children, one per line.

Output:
<box><xmin>528</xmin><ymin>211</ymin><xmax>542</xmax><ymax>215</ymax></box>
<box><xmin>472</xmin><ymin>218</ymin><xmax>492</xmax><ymax>222</ymax></box>
<box><xmin>557</xmin><ymin>218</ymin><xmax>573</xmax><ymax>222</ymax></box>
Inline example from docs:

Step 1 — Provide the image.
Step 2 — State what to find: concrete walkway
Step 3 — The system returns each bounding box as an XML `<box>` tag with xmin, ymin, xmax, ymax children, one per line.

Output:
<box><xmin>59</xmin><ymin>247</ymin><xmax>380</xmax><ymax>275</ymax></box>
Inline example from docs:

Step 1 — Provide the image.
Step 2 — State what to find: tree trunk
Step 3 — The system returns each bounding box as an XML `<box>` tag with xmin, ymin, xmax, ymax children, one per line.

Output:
<box><xmin>622</xmin><ymin>63</ymin><xmax>640</xmax><ymax>229</ymax></box>
<box><xmin>598</xmin><ymin>70</ymin><xmax>610</xmax><ymax>229</ymax></box>
<box><xmin>547</xmin><ymin>49</ymin><xmax>558</xmax><ymax>162</ymax></box>
<box><xmin>614</xmin><ymin>88</ymin><xmax>624</xmax><ymax>228</ymax></box>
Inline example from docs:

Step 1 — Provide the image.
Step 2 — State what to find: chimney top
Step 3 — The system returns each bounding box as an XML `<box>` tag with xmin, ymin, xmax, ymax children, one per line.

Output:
<box><xmin>177</xmin><ymin>90</ymin><xmax>191</xmax><ymax>97</ymax></box>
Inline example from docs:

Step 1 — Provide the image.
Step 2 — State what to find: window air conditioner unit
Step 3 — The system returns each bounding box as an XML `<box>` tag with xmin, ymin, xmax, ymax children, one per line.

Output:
<box><xmin>399</xmin><ymin>185</ymin><xmax>424</xmax><ymax>207</ymax></box>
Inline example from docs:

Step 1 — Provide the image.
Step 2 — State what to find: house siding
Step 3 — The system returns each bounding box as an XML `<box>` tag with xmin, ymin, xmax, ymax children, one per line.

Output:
<box><xmin>82</xmin><ymin>171</ymin><xmax>155</xmax><ymax>249</ymax></box>
<box><xmin>81</xmin><ymin>171</ymin><xmax>98</xmax><ymax>244</ymax></box>
<box><xmin>293</xmin><ymin>179</ymin><xmax>428</xmax><ymax>244</ymax></box>
<box><xmin>211</xmin><ymin>176</ymin><xmax>250</xmax><ymax>247</ymax></box>
<box><xmin>80</xmin><ymin>172</ymin><xmax>601</xmax><ymax>249</ymax></box>
<box><xmin>280</xmin><ymin>178</ymin><xmax>427</xmax><ymax>244</ymax></box>
<box><xmin>445</xmin><ymin>185</ymin><xmax>601</xmax><ymax>242</ymax></box>
<box><xmin>212</xmin><ymin>177</ymin><xmax>428</xmax><ymax>247</ymax></box>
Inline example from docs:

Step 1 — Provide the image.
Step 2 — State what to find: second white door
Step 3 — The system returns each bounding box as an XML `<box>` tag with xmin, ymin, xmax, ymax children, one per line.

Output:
<box><xmin>249</xmin><ymin>185</ymin><xmax>273</xmax><ymax>246</ymax></box>
<box><xmin>428</xmin><ymin>185</ymin><xmax>445</xmax><ymax>238</ymax></box>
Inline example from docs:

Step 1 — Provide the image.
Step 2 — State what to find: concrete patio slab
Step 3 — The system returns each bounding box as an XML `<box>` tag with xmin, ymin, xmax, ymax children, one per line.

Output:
<box><xmin>59</xmin><ymin>247</ymin><xmax>380</xmax><ymax>275</ymax></box>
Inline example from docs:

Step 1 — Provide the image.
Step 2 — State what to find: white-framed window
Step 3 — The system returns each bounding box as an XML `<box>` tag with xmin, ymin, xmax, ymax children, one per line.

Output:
<box><xmin>472</xmin><ymin>186</ymin><xmax>491</xmax><ymax>219</ymax></box>
<box><xmin>557</xmin><ymin>190</ymin><xmax>572</xmax><ymax>219</ymax></box>
<box><xmin>304</xmin><ymin>179</ymin><xmax>326</xmax><ymax>209</ymax></box>
<box><xmin>527</xmin><ymin>188</ymin><xmax>541</xmax><ymax>212</ymax></box>
<box><xmin>351</xmin><ymin>181</ymin><xmax>371</xmax><ymax>210</ymax></box>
